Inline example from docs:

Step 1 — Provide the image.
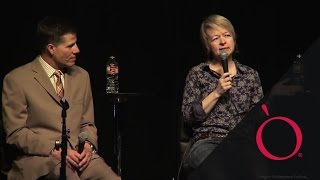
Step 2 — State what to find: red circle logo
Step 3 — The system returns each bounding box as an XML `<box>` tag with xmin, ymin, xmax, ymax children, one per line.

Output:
<box><xmin>256</xmin><ymin>104</ymin><xmax>303</xmax><ymax>160</ymax></box>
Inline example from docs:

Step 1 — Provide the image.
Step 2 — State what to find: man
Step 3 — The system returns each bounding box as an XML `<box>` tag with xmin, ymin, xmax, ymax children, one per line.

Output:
<box><xmin>2</xmin><ymin>16</ymin><xmax>120</xmax><ymax>180</ymax></box>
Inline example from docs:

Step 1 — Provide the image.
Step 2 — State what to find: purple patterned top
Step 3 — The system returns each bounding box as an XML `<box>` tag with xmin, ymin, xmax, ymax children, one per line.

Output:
<box><xmin>181</xmin><ymin>60</ymin><xmax>264</xmax><ymax>142</ymax></box>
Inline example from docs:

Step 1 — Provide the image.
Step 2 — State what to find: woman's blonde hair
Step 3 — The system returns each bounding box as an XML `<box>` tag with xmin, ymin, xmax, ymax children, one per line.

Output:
<box><xmin>200</xmin><ymin>14</ymin><xmax>237</xmax><ymax>57</ymax></box>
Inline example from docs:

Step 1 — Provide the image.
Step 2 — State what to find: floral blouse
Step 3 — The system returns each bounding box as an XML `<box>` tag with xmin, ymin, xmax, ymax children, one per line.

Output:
<box><xmin>181</xmin><ymin>60</ymin><xmax>264</xmax><ymax>142</ymax></box>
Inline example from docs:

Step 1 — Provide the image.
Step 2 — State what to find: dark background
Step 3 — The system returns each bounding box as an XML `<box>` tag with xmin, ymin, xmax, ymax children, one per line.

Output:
<box><xmin>1</xmin><ymin>1</ymin><xmax>319</xmax><ymax>180</ymax></box>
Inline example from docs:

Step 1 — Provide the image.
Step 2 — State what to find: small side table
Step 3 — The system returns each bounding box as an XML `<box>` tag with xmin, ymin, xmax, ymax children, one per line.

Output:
<box><xmin>106</xmin><ymin>92</ymin><xmax>141</xmax><ymax>176</ymax></box>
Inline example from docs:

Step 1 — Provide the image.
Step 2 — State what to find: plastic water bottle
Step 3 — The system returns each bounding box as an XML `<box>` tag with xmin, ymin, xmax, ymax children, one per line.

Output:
<box><xmin>106</xmin><ymin>56</ymin><xmax>119</xmax><ymax>93</ymax></box>
<box><xmin>292</xmin><ymin>54</ymin><xmax>304</xmax><ymax>86</ymax></box>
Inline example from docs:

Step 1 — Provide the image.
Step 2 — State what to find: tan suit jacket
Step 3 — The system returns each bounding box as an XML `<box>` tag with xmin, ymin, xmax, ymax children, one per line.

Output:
<box><xmin>2</xmin><ymin>56</ymin><xmax>99</xmax><ymax>179</ymax></box>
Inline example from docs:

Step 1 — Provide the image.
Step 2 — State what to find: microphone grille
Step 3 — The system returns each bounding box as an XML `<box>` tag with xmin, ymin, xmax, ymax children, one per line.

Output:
<box><xmin>219</xmin><ymin>50</ymin><xmax>228</xmax><ymax>60</ymax></box>
<box><xmin>78</xmin><ymin>132</ymin><xmax>88</xmax><ymax>143</ymax></box>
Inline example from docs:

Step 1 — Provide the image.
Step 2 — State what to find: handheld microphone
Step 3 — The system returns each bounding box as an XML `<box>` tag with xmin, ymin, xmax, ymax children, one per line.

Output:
<box><xmin>219</xmin><ymin>50</ymin><xmax>229</xmax><ymax>73</ymax></box>
<box><xmin>78</xmin><ymin>132</ymin><xmax>88</xmax><ymax>153</ymax></box>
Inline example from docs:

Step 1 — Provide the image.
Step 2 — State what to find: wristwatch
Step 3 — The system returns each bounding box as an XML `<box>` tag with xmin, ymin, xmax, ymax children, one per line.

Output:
<box><xmin>86</xmin><ymin>141</ymin><xmax>97</xmax><ymax>154</ymax></box>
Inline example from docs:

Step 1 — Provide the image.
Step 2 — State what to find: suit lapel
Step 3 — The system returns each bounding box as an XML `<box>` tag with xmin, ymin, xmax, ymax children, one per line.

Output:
<box><xmin>63</xmin><ymin>68</ymin><xmax>74</xmax><ymax>102</ymax></box>
<box><xmin>31</xmin><ymin>57</ymin><xmax>61</xmax><ymax>103</ymax></box>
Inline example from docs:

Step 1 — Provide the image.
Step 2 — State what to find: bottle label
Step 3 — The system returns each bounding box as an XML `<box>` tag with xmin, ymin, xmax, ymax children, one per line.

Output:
<box><xmin>106</xmin><ymin>65</ymin><xmax>119</xmax><ymax>74</ymax></box>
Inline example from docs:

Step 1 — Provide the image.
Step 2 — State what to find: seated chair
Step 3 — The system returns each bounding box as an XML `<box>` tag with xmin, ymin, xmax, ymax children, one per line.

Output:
<box><xmin>0</xmin><ymin>108</ymin><xmax>8</xmax><ymax>179</ymax></box>
<box><xmin>177</xmin><ymin>116</ymin><xmax>194</xmax><ymax>180</ymax></box>
<box><xmin>1</xmin><ymin>107</ymin><xmax>17</xmax><ymax>180</ymax></box>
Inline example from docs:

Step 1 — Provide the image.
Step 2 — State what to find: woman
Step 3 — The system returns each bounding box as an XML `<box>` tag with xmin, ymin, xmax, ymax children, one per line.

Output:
<box><xmin>181</xmin><ymin>14</ymin><xmax>264</xmax><ymax>169</ymax></box>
